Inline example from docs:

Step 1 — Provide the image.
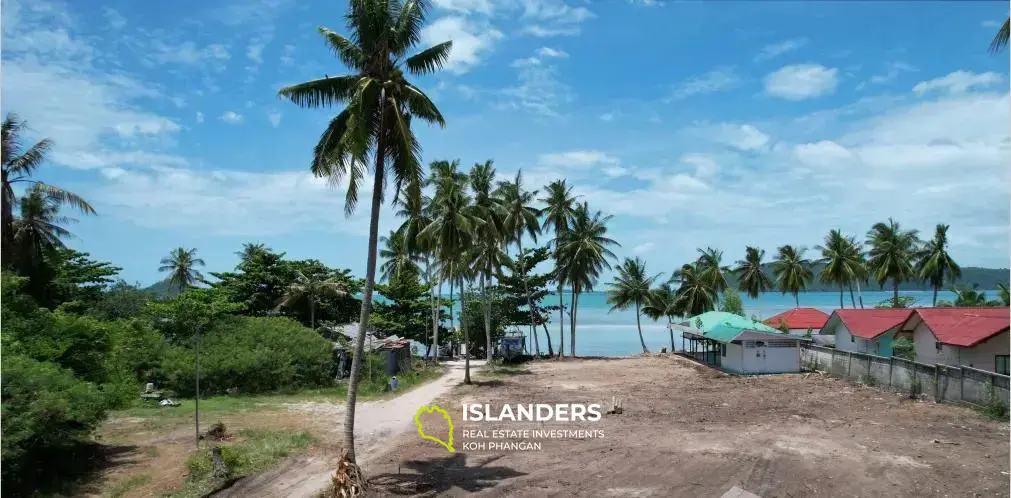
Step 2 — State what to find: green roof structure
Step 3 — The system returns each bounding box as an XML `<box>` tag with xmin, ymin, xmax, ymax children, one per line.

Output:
<box><xmin>679</xmin><ymin>311</ymin><xmax>785</xmax><ymax>344</ymax></box>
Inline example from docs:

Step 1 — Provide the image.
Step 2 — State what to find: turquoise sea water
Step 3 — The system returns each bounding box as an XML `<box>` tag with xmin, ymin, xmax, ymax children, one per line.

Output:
<box><xmin>519</xmin><ymin>290</ymin><xmax>989</xmax><ymax>357</ymax></box>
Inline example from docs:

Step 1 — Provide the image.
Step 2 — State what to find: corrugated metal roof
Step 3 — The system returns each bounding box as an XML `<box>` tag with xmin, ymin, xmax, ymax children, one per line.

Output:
<box><xmin>911</xmin><ymin>307</ymin><xmax>1009</xmax><ymax>347</ymax></box>
<box><xmin>681</xmin><ymin>311</ymin><xmax>783</xmax><ymax>343</ymax></box>
<box><xmin>832</xmin><ymin>309</ymin><xmax>913</xmax><ymax>339</ymax></box>
<box><xmin>764</xmin><ymin>308</ymin><xmax>830</xmax><ymax>330</ymax></box>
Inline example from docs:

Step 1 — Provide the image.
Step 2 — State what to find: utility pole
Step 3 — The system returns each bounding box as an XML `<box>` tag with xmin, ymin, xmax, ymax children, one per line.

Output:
<box><xmin>194</xmin><ymin>324</ymin><xmax>202</xmax><ymax>450</ymax></box>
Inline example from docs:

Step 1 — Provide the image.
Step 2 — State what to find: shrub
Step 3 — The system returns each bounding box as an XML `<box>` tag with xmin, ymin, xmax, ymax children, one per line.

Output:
<box><xmin>162</xmin><ymin>316</ymin><xmax>333</xmax><ymax>396</ymax></box>
<box><xmin>892</xmin><ymin>336</ymin><xmax>915</xmax><ymax>360</ymax></box>
<box><xmin>1</xmin><ymin>355</ymin><xmax>114</xmax><ymax>492</ymax></box>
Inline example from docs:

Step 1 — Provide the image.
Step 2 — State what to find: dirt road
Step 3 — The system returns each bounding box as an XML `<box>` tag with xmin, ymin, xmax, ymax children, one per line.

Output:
<box><xmin>219</xmin><ymin>359</ymin><xmax>485</xmax><ymax>497</ymax></box>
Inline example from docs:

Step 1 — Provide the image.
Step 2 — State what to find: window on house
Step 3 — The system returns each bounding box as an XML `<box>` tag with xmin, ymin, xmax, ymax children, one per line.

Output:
<box><xmin>996</xmin><ymin>355</ymin><xmax>1009</xmax><ymax>376</ymax></box>
<box><xmin>721</xmin><ymin>344</ymin><xmax>727</xmax><ymax>357</ymax></box>
<box><xmin>935</xmin><ymin>341</ymin><xmax>942</xmax><ymax>352</ymax></box>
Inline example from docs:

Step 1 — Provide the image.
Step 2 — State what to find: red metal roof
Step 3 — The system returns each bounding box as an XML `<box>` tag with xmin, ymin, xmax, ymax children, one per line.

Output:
<box><xmin>911</xmin><ymin>307</ymin><xmax>1010</xmax><ymax>347</ymax></box>
<box><xmin>764</xmin><ymin>308</ymin><xmax>830</xmax><ymax>330</ymax></box>
<box><xmin>833</xmin><ymin>309</ymin><xmax>914</xmax><ymax>339</ymax></box>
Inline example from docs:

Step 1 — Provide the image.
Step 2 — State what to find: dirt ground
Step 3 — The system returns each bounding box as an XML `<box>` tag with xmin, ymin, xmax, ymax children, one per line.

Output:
<box><xmin>366</xmin><ymin>357</ymin><xmax>1011</xmax><ymax>498</ymax></box>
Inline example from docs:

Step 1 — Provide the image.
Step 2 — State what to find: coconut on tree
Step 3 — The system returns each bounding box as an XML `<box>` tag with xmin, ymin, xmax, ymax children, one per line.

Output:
<box><xmin>606</xmin><ymin>257</ymin><xmax>662</xmax><ymax>354</ymax></box>
<box><xmin>277</xmin><ymin>0</ymin><xmax>451</xmax><ymax>465</ymax></box>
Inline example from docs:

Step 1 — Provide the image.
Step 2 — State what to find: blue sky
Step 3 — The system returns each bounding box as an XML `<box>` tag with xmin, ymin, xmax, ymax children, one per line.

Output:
<box><xmin>2</xmin><ymin>0</ymin><xmax>1009</xmax><ymax>286</ymax></box>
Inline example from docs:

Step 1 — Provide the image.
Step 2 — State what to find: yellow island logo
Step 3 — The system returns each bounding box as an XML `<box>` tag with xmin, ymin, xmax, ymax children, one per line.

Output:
<box><xmin>414</xmin><ymin>405</ymin><xmax>455</xmax><ymax>453</ymax></box>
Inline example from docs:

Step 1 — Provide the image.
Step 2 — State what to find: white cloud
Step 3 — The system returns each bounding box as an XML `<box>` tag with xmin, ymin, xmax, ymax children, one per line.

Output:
<box><xmin>510</xmin><ymin>56</ymin><xmax>541</xmax><ymax>68</ymax></box>
<box><xmin>280</xmin><ymin>45</ymin><xmax>295</xmax><ymax>66</ymax></box>
<box><xmin>519</xmin><ymin>0</ymin><xmax>594</xmax><ymax>37</ymax></box>
<box><xmin>267</xmin><ymin>110</ymin><xmax>282</xmax><ymax>127</ymax></box>
<box><xmin>103</xmin><ymin>7</ymin><xmax>126</xmax><ymax>29</ymax></box>
<box><xmin>764</xmin><ymin>64</ymin><xmax>838</xmax><ymax>100</ymax></box>
<box><xmin>912</xmin><ymin>70</ymin><xmax>1003</xmax><ymax>96</ymax></box>
<box><xmin>149</xmin><ymin>41</ymin><xmax>231</xmax><ymax>67</ymax></box>
<box><xmin>499</xmin><ymin>55</ymin><xmax>573</xmax><ymax>116</ymax></box>
<box><xmin>247</xmin><ymin>42</ymin><xmax>265</xmax><ymax>65</ymax></box>
<box><xmin>711</xmin><ymin>124</ymin><xmax>771</xmax><ymax>151</ymax></box>
<box><xmin>602</xmin><ymin>165</ymin><xmax>629</xmax><ymax>177</ymax></box>
<box><xmin>196</xmin><ymin>112</ymin><xmax>205</xmax><ymax>123</ymax></box>
<box><xmin>538</xmin><ymin>150</ymin><xmax>619</xmax><ymax>167</ymax></box>
<box><xmin>666</xmin><ymin>68</ymin><xmax>739</xmax><ymax>101</ymax></box>
<box><xmin>981</xmin><ymin>19</ymin><xmax>1001</xmax><ymax>28</ymax></box>
<box><xmin>600</xmin><ymin>112</ymin><xmax>615</xmax><ymax>122</ymax></box>
<box><xmin>421</xmin><ymin>16</ymin><xmax>502</xmax><ymax>74</ymax></box>
<box><xmin>536</xmin><ymin>47</ymin><xmax>568</xmax><ymax>58</ymax></box>
<box><xmin>432</xmin><ymin>0</ymin><xmax>494</xmax><ymax>15</ymax></box>
<box><xmin>220</xmin><ymin>111</ymin><xmax>244</xmax><ymax>124</ymax></box>
<box><xmin>857</xmin><ymin>61</ymin><xmax>916</xmax><ymax>90</ymax></box>
<box><xmin>754</xmin><ymin>38</ymin><xmax>807</xmax><ymax>62</ymax></box>
<box><xmin>171</xmin><ymin>96</ymin><xmax>187</xmax><ymax>108</ymax></box>
<box><xmin>632</xmin><ymin>242</ymin><xmax>655</xmax><ymax>254</ymax></box>
<box><xmin>679</xmin><ymin>154</ymin><xmax>718</xmax><ymax>178</ymax></box>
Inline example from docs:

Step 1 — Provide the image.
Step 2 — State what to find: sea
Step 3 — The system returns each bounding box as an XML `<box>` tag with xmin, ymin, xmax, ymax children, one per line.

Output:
<box><xmin>519</xmin><ymin>290</ymin><xmax>989</xmax><ymax>357</ymax></box>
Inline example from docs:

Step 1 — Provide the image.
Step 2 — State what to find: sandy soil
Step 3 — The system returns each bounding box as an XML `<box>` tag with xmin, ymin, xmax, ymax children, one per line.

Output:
<box><xmin>365</xmin><ymin>356</ymin><xmax>1010</xmax><ymax>498</ymax></box>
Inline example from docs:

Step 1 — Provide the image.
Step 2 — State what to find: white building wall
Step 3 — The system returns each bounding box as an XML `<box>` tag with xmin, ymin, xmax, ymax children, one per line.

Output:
<box><xmin>912</xmin><ymin>322</ymin><xmax>943</xmax><ymax>364</ymax></box>
<box><xmin>723</xmin><ymin>342</ymin><xmax>744</xmax><ymax>373</ymax></box>
<box><xmin>832</xmin><ymin>322</ymin><xmax>875</xmax><ymax>354</ymax></box>
<box><xmin>915</xmin><ymin>323</ymin><xmax>1009</xmax><ymax>372</ymax></box>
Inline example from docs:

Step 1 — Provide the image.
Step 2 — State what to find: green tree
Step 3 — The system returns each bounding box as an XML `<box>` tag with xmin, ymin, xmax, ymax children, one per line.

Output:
<box><xmin>816</xmin><ymin>229</ymin><xmax>864</xmax><ymax>308</ymax></box>
<box><xmin>718</xmin><ymin>288</ymin><xmax>744</xmax><ymax>317</ymax></box>
<box><xmin>866</xmin><ymin>218</ymin><xmax>920</xmax><ymax>308</ymax></box>
<box><xmin>468</xmin><ymin>160</ymin><xmax>509</xmax><ymax>360</ymax></box>
<box><xmin>496</xmin><ymin>171</ymin><xmax>543</xmax><ymax>355</ymax></box>
<box><xmin>672</xmin><ymin>262</ymin><xmax>716</xmax><ymax>316</ymax></box>
<box><xmin>371</xmin><ymin>266</ymin><xmax>432</xmax><ymax>343</ymax></box>
<box><xmin>951</xmin><ymin>284</ymin><xmax>1001</xmax><ymax>307</ymax></box>
<box><xmin>494</xmin><ymin>246</ymin><xmax>555</xmax><ymax>352</ymax></box>
<box><xmin>772</xmin><ymin>244</ymin><xmax>813</xmax><ymax>306</ymax></box>
<box><xmin>914</xmin><ymin>224</ymin><xmax>961</xmax><ymax>307</ymax></box>
<box><xmin>557</xmin><ymin>202</ymin><xmax>619</xmax><ymax>356</ymax></box>
<box><xmin>606</xmin><ymin>257</ymin><xmax>661</xmax><ymax>354</ymax></box>
<box><xmin>641</xmin><ymin>282</ymin><xmax>680</xmax><ymax>351</ymax></box>
<box><xmin>393</xmin><ymin>192</ymin><xmax>441</xmax><ymax>358</ymax></box>
<box><xmin>158</xmin><ymin>247</ymin><xmax>205</xmax><ymax>292</ymax></box>
<box><xmin>10</xmin><ymin>185</ymin><xmax>78</xmax><ymax>279</ymax></box>
<box><xmin>275</xmin><ymin>270</ymin><xmax>350</xmax><ymax>330</ymax></box>
<box><xmin>234</xmin><ymin>242</ymin><xmax>269</xmax><ymax>265</ymax></box>
<box><xmin>998</xmin><ymin>283</ymin><xmax>1010</xmax><ymax>306</ymax></box>
<box><xmin>278</xmin><ymin>0</ymin><xmax>451</xmax><ymax>464</ymax></box>
<box><xmin>540</xmin><ymin>179</ymin><xmax>578</xmax><ymax>358</ymax></box>
<box><xmin>379</xmin><ymin>229</ymin><xmax>421</xmax><ymax>282</ymax></box>
<box><xmin>696</xmin><ymin>247</ymin><xmax>730</xmax><ymax>296</ymax></box>
<box><xmin>2</xmin><ymin>113</ymin><xmax>95</xmax><ymax>270</ymax></box>
<box><xmin>733</xmin><ymin>246</ymin><xmax>772</xmax><ymax>299</ymax></box>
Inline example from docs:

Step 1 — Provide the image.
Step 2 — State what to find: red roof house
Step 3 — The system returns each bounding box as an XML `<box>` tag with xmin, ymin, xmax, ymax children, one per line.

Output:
<box><xmin>764</xmin><ymin>308</ymin><xmax>830</xmax><ymax>331</ymax></box>
<box><xmin>821</xmin><ymin>309</ymin><xmax>914</xmax><ymax>356</ymax></box>
<box><xmin>903</xmin><ymin>307</ymin><xmax>1010</xmax><ymax>374</ymax></box>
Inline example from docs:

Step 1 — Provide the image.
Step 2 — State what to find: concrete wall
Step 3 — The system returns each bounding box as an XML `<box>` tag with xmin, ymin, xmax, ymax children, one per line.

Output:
<box><xmin>723</xmin><ymin>342</ymin><xmax>744</xmax><ymax>373</ymax></box>
<box><xmin>913</xmin><ymin>323</ymin><xmax>1010</xmax><ymax>373</ymax></box>
<box><xmin>801</xmin><ymin>344</ymin><xmax>1010</xmax><ymax>408</ymax></box>
<box><xmin>831</xmin><ymin>321</ymin><xmax>895</xmax><ymax>356</ymax></box>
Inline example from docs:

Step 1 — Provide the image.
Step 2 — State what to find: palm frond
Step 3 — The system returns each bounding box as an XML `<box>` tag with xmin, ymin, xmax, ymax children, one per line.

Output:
<box><xmin>405</xmin><ymin>41</ymin><xmax>452</xmax><ymax>76</ymax></box>
<box><xmin>990</xmin><ymin>17</ymin><xmax>1010</xmax><ymax>54</ymax></box>
<box><xmin>278</xmin><ymin>74</ymin><xmax>362</xmax><ymax>109</ymax></box>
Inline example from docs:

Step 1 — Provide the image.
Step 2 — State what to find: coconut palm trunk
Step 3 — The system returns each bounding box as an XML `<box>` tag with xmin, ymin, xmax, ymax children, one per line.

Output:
<box><xmin>342</xmin><ymin>129</ymin><xmax>385</xmax><ymax>464</ymax></box>
<box><xmin>448</xmin><ymin>268</ymin><xmax>455</xmax><ymax>336</ymax></box>
<box><xmin>855</xmin><ymin>279</ymin><xmax>864</xmax><ymax>308</ymax></box>
<box><xmin>932</xmin><ymin>283</ymin><xmax>939</xmax><ymax>307</ymax></box>
<box><xmin>839</xmin><ymin>285</ymin><xmax>844</xmax><ymax>308</ymax></box>
<box><xmin>557</xmin><ymin>283</ymin><xmax>565</xmax><ymax>358</ymax></box>
<box><xmin>461</xmin><ymin>276</ymin><xmax>471</xmax><ymax>384</ymax></box>
<box><xmin>635</xmin><ymin>300</ymin><xmax>648</xmax><ymax>353</ymax></box>
<box><xmin>793</xmin><ymin>292</ymin><xmax>799</xmax><ymax>307</ymax></box>
<box><xmin>848</xmin><ymin>285</ymin><xmax>856</xmax><ymax>308</ymax></box>
<box><xmin>667</xmin><ymin>317</ymin><xmax>675</xmax><ymax>352</ymax></box>
<box><xmin>518</xmin><ymin>240</ymin><xmax>540</xmax><ymax>356</ymax></box>
<box><xmin>892</xmin><ymin>280</ymin><xmax>899</xmax><ymax>308</ymax></box>
<box><xmin>431</xmin><ymin>276</ymin><xmax>440</xmax><ymax>360</ymax></box>
<box><xmin>482</xmin><ymin>272</ymin><xmax>492</xmax><ymax>362</ymax></box>
<box><xmin>569</xmin><ymin>285</ymin><xmax>579</xmax><ymax>357</ymax></box>
<box><xmin>310</xmin><ymin>299</ymin><xmax>316</xmax><ymax>330</ymax></box>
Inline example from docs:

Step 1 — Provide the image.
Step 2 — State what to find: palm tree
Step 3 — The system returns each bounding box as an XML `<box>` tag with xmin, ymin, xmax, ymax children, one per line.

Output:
<box><xmin>696</xmin><ymin>247</ymin><xmax>730</xmax><ymax>296</ymax></box>
<box><xmin>557</xmin><ymin>202</ymin><xmax>619</xmax><ymax>356</ymax></box>
<box><xmin>990</xmin><ymin>17</ymin><xmax>1009</xmax><ymax>53</ymax></box>
<box><xmin>540</xmin><ymin>179</ymin><xmax>578</xmax><ymax>358</ymax></box>
<box><xmin>235</xmin><ymin>242</ymin><xmax>268</xmax><ymax>265</ymax></box>
<box><xmin>426</xmin><ymin>160</ymin><xmax>465</xmax><ymax>348</ymax></box>
<box><xmin>496</xmin><ymin>171</ymin><xmax>542</xmax><ymax>356</ymax></box>
<box><xmin>606</xmin><ymin>257</ymin><xmax>661</xmax><ymax>353</ymax></box>
<box><xmin>772</xmin><ymin>245</ymin><xmax>813</xmax><ymax>306</ymax></box>
<box><xmin>816</xmin><ymin>230</ymin><xmax>863</xmax><ymax>308</ymax></box>
<box><xmin>952</xmin><ymin>284</ymin><xmax>993</xmax><ymax>307</ymax></box>
<box><xmin>915</xmin><ymin>224</ymin><xmax>961</xmax><ymax>307</ymax></box>
<box><xmin>159</xmin><ymin>247</ymin><xmax>206</xmax><ymax>292</ymax></box>
<box><xmin>2</xmin><ymin>113</ymin><xmax>95</xmax><ymax>269</ymax></box>
<box><xmin>733</xmin><ymin>246</ymin><xmax>772</xmax><ymax>299</ymax></box>
<box><xmin>10</xmin><ymin>184</ymin><xmax>77</xmax><ymax>273</ymax></box>
<box><xmin>275</xmin><ymin>270</ymin><xmax>349</xmax><ymax>329</ymax></box>
<box><xmin>998</xmin><ymin>283</ymin><xmax>1010</xmax><ymax>306</ymax></box>
<box><xmin>277</xmin><ymin>0</ymin><xmax>451</xmax><ymax>464</ymax></box>
<box><xmin>843</xmin><ymin>236</ymin><xmax>868</xmax><ymax>308</ymax></box>
<box><xmin>866</xmin><ymin>218</ymin><xmax>920</xmax><ymax>308</ymax></box>
<box><xmin>641</xmin><ymin>282</ymin><xmax>680</xmax><ymax>351</ymax></box>
<box><xmin>395</xmin><ymin>190</ymin><xmax>439</xmax><ymax>358</ymax></box>
<box><xmin>468</xmin><ymin>160</ymin><xmax>508</xmax><ymax>360</ymax></box>
<box><xmin>672</xmin><ymin>262</ymin><xmax>717</xmax><ymax>316</ymax></box>
<box><xmin>379</xmin><ymin>229</ymin><xmax>421</xmax><ymax>282</ymax></box>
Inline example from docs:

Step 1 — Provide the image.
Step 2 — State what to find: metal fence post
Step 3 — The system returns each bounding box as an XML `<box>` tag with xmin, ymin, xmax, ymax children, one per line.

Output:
<box><xmin>847</xmin><ymin>351</ymin><xmax>852</xmax><ymax>378</ymax></box>
<box><xmin>888</xmin><ymin>357</ymin><xmax>893</xmax><ymax>390</ymax></box>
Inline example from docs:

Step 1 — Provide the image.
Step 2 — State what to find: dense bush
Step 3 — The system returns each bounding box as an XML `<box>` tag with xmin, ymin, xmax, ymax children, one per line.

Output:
<box><xmin>162</xmin><ymin>316</ymin><xmax>333</xmax><ymax>396</ymax></box>
<box><xmin>1</xmin><ymin>355</ymin><xmax>113</xmax><ymax>490</ymax></box>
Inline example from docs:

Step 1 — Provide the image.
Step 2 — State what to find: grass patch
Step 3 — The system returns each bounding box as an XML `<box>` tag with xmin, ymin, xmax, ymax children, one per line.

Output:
<box><xmin>113</xmin><ymin>362</ymin><xmax>446</xmax><ymax>421</ymax></box>
<box><xmin>975</xmin><ymin>385</ymin><xmax>1009</xmax><ymax>421</ymax></box>
<box><xmin>105</xmin><ymin>472</ymin><xmax>152</xmax><ymax>498</ymax></box>
<box><xmin>168</xmin><ymin>430</ymin><xmax>315</xmax><ymax>498</ymax></box>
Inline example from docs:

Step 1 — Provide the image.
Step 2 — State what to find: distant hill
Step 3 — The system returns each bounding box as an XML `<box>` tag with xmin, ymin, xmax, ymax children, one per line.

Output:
<box><xmin>725</xmin><ymin>264</ymin><xmax>1009</xmax><ymax>292</ymax></box>
<box><xmin>142</xmin><ymin>278</ymin><xmax>182</xmax><ymax>298</ymax></box>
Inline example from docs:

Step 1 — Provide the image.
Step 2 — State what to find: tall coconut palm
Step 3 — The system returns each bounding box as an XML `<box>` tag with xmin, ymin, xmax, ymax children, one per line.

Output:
<box><xmin>394</xmin><ymin>192</ymin><xmax>440</xmax><ymax>358</ymax></box>
<box><xmin>496</xmin><ymin>171</ymin><xmax>542</xmax><ymax>356</ymax></box>
<box><xmin>696</xmin><ymin>247</ymin><xmax>730</xmax><ymax>296</ymax></box>
<box><xmin>540</xmin><ymin>179</ymin><xmax>578</xmax><ymax>358</ymax></box>
<box><xmin>606</xmin><ymin>257</ymin><xmax>662</xmax><ymax>353</ymax></box>
<box><xmin>276</xmin><ymin>0</ymin><xmax>452</xmax><ymax>463</ymax></box>
<box><xmin>159</xmin><ymin>247</ymin><xmax>206</xmax><ymax>292</ymax></box>
<box><xmin>816</xmin><ymin>229</ymin><xmax>864</xmax><ymax>308</ymax></box>
<box><xmin>990</xmin><ymin>17</ymin><xmax>1010</xmax><ymax>53</ymax></box>
<box><xmin>672</xmin><ymin>262</ymin><xmax>717</xmax><ymax>317</ymax></box>
<box><xmin>557</xmin><ymin>202</ymin><xmax>619</xmax><ymax>357</ymax></box>
<box><xmin>379</xmin><ymin>229</ymin><xmax>421</xmax><ymax>282</ymax></box>
<box><xmin>275</xmin><ymin>270</ymin><xmax>349</xmax><ymax>330</ymax></box>
<box><xmin>843</xmin><ymin>236</ymin><xmax>868</xmax><ymax>308</ymax></box>
<box><xmin>235</xmin><ymin>242</ymin><xmax>268</xmax><ymax>264</ymax></box>
<box><xmin>733</xmin><ymin>246</ymin><xmax>772</xmax><ymax>299</ymax></box>
<box><xmin>468</xmin><ymin>160</ymin><xmax>508</xmax><ymax>360</ymax></box>
<box><xmin>866</xmin><ymin>218</ymin><xmax>920</xmax><ymax>308</ymax></box>
<box><xmin>641</xmin><ymin>282</ymin><xmax>680</xmax><ymax>351</ymax></box>
<box><xmin>2</xmin><ymin>113</ymin><xmax>95</xmax><ymax>269</ymax></box>
<box><xmin>426</xmin><ymin>160</ymin><xmax>465</xmax><ymax>347</ymax></box>
<box><xmin>998</xmin><ymin>283</ymin><xmax>1010</xmax><ymax>306</ymax></box>
<box><xmin>10</xmin><ymin>184</ymin><xmax>77</xmax><ymax>273</ymax></box>
<box><xmin>772</xmin><ymin>245</ymin><xmax>813</xmax><ymax>306</ymax></box>
<box><xmin>915</xmin><ymin>224</ymin><xmax>961</xmax><ymax>307</ymax></box>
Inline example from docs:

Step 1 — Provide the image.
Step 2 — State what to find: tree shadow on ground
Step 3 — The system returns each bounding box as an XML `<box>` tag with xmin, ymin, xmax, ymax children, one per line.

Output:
<box><xmin>467</xmin><ymin>379</ymin><xmax>505</xmax><ymax>387</ymax></box>
<box><xmin>368</xmin><ymin>453</ymin><xmax>525</xmax><ymax>496</ymax></box>
<box><xmin>5</xmin><ymin>442</ymin><xmax>138</xmax><ymax>498</ymax></box>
